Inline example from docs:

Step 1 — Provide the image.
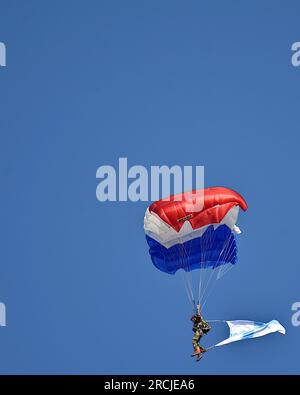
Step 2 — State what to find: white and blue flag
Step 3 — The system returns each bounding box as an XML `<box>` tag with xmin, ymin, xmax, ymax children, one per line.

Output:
<box><xmin>214</xmin><ymin>320</ymin><xmax>285</xmax><ymax>347</ymax></box>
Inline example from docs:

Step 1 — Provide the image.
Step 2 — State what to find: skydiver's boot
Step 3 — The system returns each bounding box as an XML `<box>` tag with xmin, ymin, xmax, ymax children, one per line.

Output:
<box><xmin>191</xmin><ymin>346</ymin><xmax>201</xmax><ymax>358</ymax></box>
<box><xmin>195</xmin><ymin>353</ymin><xmax>203</xmax><ymax>362</ymax></box>
<box><xmin>195</xmin><ymin>346</ymin><xmax>207</xmax><ymax>361</ymax></box>
<box><xmin>200</xmin><ymin>346</ymin><xmax>207</xmax><ymax>353</ymax></box>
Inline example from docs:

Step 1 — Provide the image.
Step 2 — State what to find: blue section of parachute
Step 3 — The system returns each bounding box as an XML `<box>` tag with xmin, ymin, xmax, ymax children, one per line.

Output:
<box><xmin>146</xmin><ymin>225</ymin><xmax>237</xmax><ymax>275</ymax></box>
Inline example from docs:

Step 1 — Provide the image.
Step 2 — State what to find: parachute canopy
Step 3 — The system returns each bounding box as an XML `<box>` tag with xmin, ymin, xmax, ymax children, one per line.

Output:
<box><xmin>144</xmin><ymin>187</ymin><xmax>247</xmax><ymax>275</ymax></box>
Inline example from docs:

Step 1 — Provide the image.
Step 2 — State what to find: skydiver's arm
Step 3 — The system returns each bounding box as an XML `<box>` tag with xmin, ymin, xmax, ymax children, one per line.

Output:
<box><xmin>201</xmin><ymin>318</ymin><xmax>211</xmax><ymax>333</ymax></box>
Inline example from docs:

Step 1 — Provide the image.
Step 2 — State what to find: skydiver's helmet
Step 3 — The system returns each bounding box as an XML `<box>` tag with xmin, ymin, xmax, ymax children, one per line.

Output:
<box><xmin>191</xmin><ymin>315</ymin><xmax>196</xmax><ymax>322</ymax></box>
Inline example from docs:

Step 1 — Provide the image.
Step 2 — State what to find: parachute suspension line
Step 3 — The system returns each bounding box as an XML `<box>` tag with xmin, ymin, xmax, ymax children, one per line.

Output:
<box><xmin>197</xmin><ymin>227</ymin><xmax>211</xmax><ymax>305</ymax></box>
<box><xmin>217</xmin><ymin>261</ymin><xmax>234</xmax><ymax>280</ymax></box>
<box><xmin>199</xmin><ymin>268</ymin><xmax>216</xmax><ymax>308</ymax></box>
<box><xmin>184</xmin><ymin>244</ymin><xmax>196</xmax><ymax>309</ymax></box>
<box><xmin>198</xmin><ymin>228</ymin><xmax>206</xmax><ymax>302</ymax></box>
<box><xmin>201</xmin><ymin>231</ymin><xmax>236</xmax><ymax>311</ymax></box>
<box><xmin>199</xmin><ymin>230</ymin><xmax>232</xmax><ymax>308</ymax></box>
<box><xmin>216</xmin><ymin>233</ymin><xmax>237</xmax><ymax>280</ymax></box>
<box><xmin>201</xmin><ymin>242</ymin><xmax>232</xmax><ymax>309</ymax></box>
<box><xmin>198</xmin><ymin>226</ymin><xmax>218</xmax><ymax>306</ymax></box>
<box><xmin>200</xmin><ymin>273</ymin><xmax>219</xmax><ymax>311</ymax></box>
<box><xmin>176</xmin><ymin>224</ymin><xmax>239</xmax><ymax>311</ymax></box>
<box><xmin>180</xmin><ymin>270</ymin><xmax>195</xmax><ymax>308</ymax></box>
<box><xmin>171</xmin><ymin>243</ymin><xmax>189</xmax><ymax>306</ymax></box>
<box><xmin>197</xmin><ymin>228</ymin><xmax>207</xmax><ymax>305</ymax></box>
<box><xmin>174</xmin><ymin>242</ymin><xmax>194</xmax><ymax>307</ymax></box>
<box><xmin>179</xmin><ymin>237</ymin><xmax>196</xmax><ymax>308</ymax></box>
<box><xmin>197</xmin><ymin>231</ymin><xmax>203</xmax><ymax>305</ymax></box>
<box><xmin>197</xmin><ymin>262</ymin><xmax>203</xmax><ymax>307</ymax></box>
<box><xmin>217</xmin><ymin>249</ymin><xmax>235</xmax><ymax>280</ymax></box>
<box><xmin>182</xmin><ymin>235</ymin><xmax>194</xmax><ymax>296</ymax></box>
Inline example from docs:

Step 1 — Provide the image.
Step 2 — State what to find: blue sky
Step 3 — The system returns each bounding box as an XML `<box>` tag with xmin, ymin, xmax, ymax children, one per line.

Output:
<box><xmin>0</xmin><ymin>0</ymin><xmax>299</xmax><ymax>374</ymax></box>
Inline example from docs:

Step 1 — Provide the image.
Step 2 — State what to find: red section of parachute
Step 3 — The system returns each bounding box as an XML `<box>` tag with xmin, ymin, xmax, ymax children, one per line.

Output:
<box><xmin>149</xmin><ymin>187</ymin><xmax>248</xmax><ymax>232</ymax></box>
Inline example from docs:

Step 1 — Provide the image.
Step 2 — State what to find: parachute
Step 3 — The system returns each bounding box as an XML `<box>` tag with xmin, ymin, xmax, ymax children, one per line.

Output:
<box><xmin>144</xmin><ymin>187</ymin><xmax>248</xmax><ymax>310</ymax></box>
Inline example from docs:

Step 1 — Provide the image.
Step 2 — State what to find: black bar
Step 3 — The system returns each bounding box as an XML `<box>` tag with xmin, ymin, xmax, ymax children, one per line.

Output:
<box><xmin>0</xmin><ymin>374</ymin><xmax>298</xmax><ymax>391</ymax></box>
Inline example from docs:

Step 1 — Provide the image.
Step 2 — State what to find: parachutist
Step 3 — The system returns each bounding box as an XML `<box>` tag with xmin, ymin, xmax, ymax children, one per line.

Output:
<box><xmin>144</xmin><ymin>187</ymin><xmax>248</xmax><ymax>358</ymax></box>
<box><xmin>191</xmin><ymin>304</ymin><xmax>210</xmax><ymax>361</ymax></box>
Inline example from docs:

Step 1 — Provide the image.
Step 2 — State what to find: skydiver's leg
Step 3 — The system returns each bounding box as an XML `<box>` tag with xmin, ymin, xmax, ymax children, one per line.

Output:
<box><xmin>192</xmin><ymin>331</ymin><xmax>200</xmax><ymax>349</ymax></box>
<box><xmin>191</xmin><ymin>331</ymin><xmax>201</xmax><ymax>356</ymax></box>
<box><xmin>198</xmin><ymin>333</ymin><xmax>207</xmax><ymax>353</ymax></box>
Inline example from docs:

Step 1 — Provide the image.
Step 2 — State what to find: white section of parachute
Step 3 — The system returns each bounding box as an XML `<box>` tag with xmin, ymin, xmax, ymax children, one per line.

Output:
<box><xmin>144</xmin><ymin>205</ymin><xmax>241</xmax><ymax>248</ymax></box>
<box><xmin>212</xmin><ymin>320</ymin><xmax>286</xmax><ymax>348</ymax></box>
<box><xmin>233</xmin><ymin>225</ymin><xmax>241</xmax><ymax>234</ymax></box>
